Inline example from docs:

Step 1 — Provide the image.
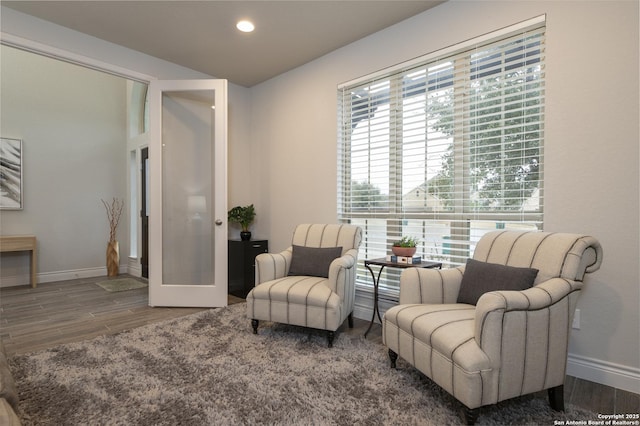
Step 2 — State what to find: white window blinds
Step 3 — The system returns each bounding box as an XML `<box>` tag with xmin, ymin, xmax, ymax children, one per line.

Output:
<box><xmin>338</xmin><ymin>17</ymin><xmax>545</xmax><ymax>294</ymax></box>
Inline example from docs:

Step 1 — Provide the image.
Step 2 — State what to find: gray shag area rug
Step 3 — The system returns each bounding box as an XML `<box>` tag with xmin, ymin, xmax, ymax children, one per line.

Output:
<box><xmin>96</xmin><ymin>278</ymin><xmax>148</xmax><ymax>293</ymax></box>
<box><xmin>9</xmin><ymin>303</ymin><xmax>599</xmax><ymax>425</ymax></box>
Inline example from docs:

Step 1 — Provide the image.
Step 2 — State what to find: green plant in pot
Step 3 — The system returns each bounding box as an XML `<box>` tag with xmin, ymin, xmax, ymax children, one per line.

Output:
<box><xmin>391</xmin><ymin>236</ymin><xmax>420</xmax><ymax>257</ymax></box>
<box><xmin>228</xmin><ymin>204</ymin><xmax>256</xmax><ymax>241</ymax></box>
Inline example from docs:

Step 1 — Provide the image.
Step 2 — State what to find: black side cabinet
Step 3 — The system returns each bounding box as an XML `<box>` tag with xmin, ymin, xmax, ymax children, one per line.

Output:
<box><xmin>228</xmin><ymin>239</ymin><xmax>268</xmax><ymax>298</ymax></box>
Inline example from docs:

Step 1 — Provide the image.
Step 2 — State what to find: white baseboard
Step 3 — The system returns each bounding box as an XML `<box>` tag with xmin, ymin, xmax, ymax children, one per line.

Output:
<box><xmin>38</xmin><ymin>267</ymin><xmax>112</xmax><ymax>284</ymax></box>
<box><xmin>353</xmin><ymin>290</ymin><xmax>376</xmax><ymax>322</ymax></box>
<box><xmin>0</xmin><ymin>274</ymin><xmax>31</xmax><ymax>287</ymax></box>
<box><xmin>127</xmin><ymin>257</ymin><xmax>141</xmax><ymax>278</ymax></box>
<box><xmin>0</xmin><ymin>265</ymin><xmax>130</xmax><ymax>287</ymax></box>
<box><xmin>353</xmin><ymin>288</ymin><xmax>398</xmax><ymax>323</ymax></box>
<box><xmin>354</xmin><ymin>291</ymin><xmax>640</xmax><ymax>395</ymax></box>
<box><xmin>353</xmin><ymin>304</ymin><xmax>373</xmax><ymax>324</ymax></box>
<box><xmin>567</xmin><ymin>353</ymin><xmax>640</xmax><ymax>394</ymax></box>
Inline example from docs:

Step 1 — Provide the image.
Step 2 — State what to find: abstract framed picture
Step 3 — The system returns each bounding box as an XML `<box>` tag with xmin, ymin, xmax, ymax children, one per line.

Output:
<box><xmin>0</xmin><ymin>137</ymin><xmax>23</xmax><ymax>210</ymax></box>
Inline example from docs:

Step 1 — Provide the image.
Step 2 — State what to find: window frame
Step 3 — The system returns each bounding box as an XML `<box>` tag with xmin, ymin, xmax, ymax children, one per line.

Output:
<box><xmin>338</xmin><ymin>16</ymin><xmax>546</xmax><ymax>295</ymax></box>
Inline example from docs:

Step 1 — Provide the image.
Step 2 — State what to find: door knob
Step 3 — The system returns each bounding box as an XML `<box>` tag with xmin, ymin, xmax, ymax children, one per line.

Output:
<box><xmin>215</xmin><ymin>219</ymin><xmax>223</xmax><ymax>226</ymax></box>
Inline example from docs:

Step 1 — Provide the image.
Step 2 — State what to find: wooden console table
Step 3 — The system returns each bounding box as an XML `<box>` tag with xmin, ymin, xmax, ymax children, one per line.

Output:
<box><xmin>0</xmin><ymin>235</ymin><xmax>37</xmax><ymax>288</ymax></box>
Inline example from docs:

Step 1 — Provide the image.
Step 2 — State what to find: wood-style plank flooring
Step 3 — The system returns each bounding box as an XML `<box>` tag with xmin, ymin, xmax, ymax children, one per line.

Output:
<box><xmin>1</xmin><ymin>275</ymin><xmax>638</xmax><ymax>418</ymax></box>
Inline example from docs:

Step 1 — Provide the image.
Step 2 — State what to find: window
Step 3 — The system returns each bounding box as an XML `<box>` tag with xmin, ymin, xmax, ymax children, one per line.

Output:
<box><xmin>338</xmin><ymin>17</ymin><xmax>545</xmax><ymax>294</ymax></box>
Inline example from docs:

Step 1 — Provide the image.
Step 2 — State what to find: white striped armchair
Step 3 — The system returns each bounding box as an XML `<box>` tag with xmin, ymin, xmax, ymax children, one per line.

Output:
<box><xmin>382</xmin><ymin>230</ymin><xmax>603</xmax><ymax>424</ymax></box>
<box><xmin>246</xmin><ymin>224</ymin><xmax>362</xmax><ymax>347</ymax></box>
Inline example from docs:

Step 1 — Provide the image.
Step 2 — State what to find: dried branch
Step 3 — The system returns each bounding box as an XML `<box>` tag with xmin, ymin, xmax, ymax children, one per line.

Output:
<box><xmin>101</xmin><ymin>198</ymin><xmax>124</xmax><ymax>242</ymax></box>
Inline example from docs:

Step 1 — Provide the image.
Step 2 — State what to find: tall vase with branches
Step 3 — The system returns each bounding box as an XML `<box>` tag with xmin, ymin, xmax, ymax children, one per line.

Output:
<box><xmin>102</xmin><ymin>198</ymin><xmax>124</xmax><ymax>276</ymax></box>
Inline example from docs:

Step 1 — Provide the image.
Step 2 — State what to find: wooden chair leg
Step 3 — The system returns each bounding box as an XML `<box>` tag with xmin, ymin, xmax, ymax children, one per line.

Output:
<box><xmin>251</xmin><ymin>319</ymin><xmax>259</xmax><ymax>334</ymax></box>
<box><xmin>548</xmin><ymin>385</ymin><xmax>565</xmax><ymax>411</ymax></box>
<box><xmin>462</xmin><ymin>406</ymin><xmax>479</xmax><ymax>425</ymax></box>
<box><xmin>348</xmin><ymin>313</ymin><xmax>354</xmax><ymax>328</ymax></box>
<box><xmin>388</xmin><ymin>349</ymin><xmax>398</xmax><ymax>368</ymax></box>
<box><xmin>327</xmin><ymin>331</ymin><xmax>335</xmax><ymax>348</ymax></box>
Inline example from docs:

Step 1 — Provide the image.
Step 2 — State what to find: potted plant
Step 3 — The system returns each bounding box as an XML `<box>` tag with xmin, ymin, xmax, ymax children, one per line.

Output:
<box><xmin>391</xmin><ymin>236</ymin><xmax>419</xmax><ymax>257</ymax></box>
<box><xmin>228</xmin><ymin>204</ymin><xmax>256</xmax><ymax>241</ymax></box>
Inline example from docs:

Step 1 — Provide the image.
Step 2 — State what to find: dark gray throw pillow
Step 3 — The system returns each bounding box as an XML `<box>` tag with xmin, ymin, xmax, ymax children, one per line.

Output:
<box><xmin>457</xmin><ymin>258</ymin><xmax>538</xmax><ymax>305</ymax></box>
<box><xmin>288</xmin><ymin>245</ymin><xmax>343</xmax><ymax>278</ymax></box>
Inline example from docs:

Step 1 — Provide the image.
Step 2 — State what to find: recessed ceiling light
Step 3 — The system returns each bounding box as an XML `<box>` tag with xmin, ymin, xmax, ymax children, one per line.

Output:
<box><xmin>236</xmin><ymin>20</ymin><xmax>255</xmax><ymax>33</ymax></box>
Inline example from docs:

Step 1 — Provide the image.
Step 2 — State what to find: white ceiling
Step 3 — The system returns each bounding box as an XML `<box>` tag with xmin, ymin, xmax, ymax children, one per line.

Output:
<box><xmin>3</xmin><ymin>1</ymin><xmax>444</xmax><ymax>87</ymax></box>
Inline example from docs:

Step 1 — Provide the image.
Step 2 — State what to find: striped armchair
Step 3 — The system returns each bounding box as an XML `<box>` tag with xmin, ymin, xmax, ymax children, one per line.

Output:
<box><xmin>246</xmin><ymin>224</ymin><xmax>362</xmax><ymax>347</ymax></box>
<box><xmin>382</xmin><ymin>231</ymin><xmax>603</xmax><ymax>424</ymax></box>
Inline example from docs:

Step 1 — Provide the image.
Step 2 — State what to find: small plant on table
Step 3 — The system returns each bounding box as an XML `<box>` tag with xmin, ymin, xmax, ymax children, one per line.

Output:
<box><xmin>391</xmin><ymin>236</ymin><xmax>420</xmax><ymax>257</ymax></box>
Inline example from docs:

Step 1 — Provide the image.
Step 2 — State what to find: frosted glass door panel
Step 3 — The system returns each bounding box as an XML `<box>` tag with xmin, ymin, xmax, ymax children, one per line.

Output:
<box><xmin>161</xmin><ymin>90</ymin><xmax>215</xmax><ymax>285</ymax></box>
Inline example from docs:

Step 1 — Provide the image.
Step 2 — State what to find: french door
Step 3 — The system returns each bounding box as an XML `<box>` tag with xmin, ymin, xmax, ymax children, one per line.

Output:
<box><xmin>148</xmin><ymin>79</ymin><xmax>228</xmax><ymax>307</ymax></box>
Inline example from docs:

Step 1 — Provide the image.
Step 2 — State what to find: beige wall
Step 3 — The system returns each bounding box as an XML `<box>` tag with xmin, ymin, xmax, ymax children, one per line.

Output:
<box><xmin>249</xmin><ymin>1</ymin><xmax>639</xmax><ymax>391</ymax></box>
<box><xmin>0</xmin><ymin>46</ymin><xmax>127</xmax><ymax>283</ymax></box>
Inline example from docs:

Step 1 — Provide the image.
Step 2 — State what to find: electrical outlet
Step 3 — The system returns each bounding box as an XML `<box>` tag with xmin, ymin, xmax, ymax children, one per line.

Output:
<box><xmin>572</xmin><ymin>309</ymin><xmax>581</xmax><ymax>329</ymax></box>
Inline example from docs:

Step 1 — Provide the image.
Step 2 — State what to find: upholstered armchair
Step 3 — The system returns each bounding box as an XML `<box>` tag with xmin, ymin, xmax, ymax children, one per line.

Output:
<box><xmin>246</xmin><ymin>223</ymin><xmax>362</xmax><ymax>347</ymax></box>
<box><xmin>382</xmin><ymin>231</ymin><xmax>603</xmax><ymax>424</ymax></box>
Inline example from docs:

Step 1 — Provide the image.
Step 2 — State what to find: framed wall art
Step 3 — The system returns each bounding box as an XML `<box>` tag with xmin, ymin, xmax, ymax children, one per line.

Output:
<box><xmin>0</xmin><ymin>137</ymin><xmax>23</xmax><ymax>210</ymax></box>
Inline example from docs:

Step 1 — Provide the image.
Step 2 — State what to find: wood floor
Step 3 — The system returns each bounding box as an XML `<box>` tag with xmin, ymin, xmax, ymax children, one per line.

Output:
<box><xmin>1</xmin><ymin>275</ymin><xmax>638</xmax><ymax>418</ymax></box>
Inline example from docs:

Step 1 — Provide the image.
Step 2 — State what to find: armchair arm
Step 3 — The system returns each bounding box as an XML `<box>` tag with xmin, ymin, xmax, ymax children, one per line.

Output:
<box><xmin>255</xmin><ymin>248</ymin><xmax>293</xmax><ymax>285</ymax></box>
<box><xmin>399</xmin><ymin>266</ymin><xmax>465</xmax><ymax>305</ymax></box>
<box><xmin>326</xmin><ymin>248</ymin><xmax>359</xmax><ymax>296</ymax></box>
<box><xmin>474</xmin><ymin>278</ymin><xmax>583</xmax><ymax>391</ymax></box>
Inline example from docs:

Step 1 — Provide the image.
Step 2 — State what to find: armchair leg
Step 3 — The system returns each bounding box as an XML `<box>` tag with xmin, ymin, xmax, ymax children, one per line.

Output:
<box><xmin>327</xmin><ymin>331</ymin><xmax>335</xmax><ymax>348</ymax></box>
<box><xmin>548</xmin><ymin>385</ymin><xmax>565</xmax><ymax>411</ymax></box>
<box><xmin>251</xmin><ymin>319</ymin><xmax>259</xmax><ymax>334</ymax></box>
<box><xmin>348</xmin><ymin>313</ymin><xmax>354</xmax><ymax>328</ymax></box>
<box><xmin>388</xmin><ymin>349</ymin><xmax>398</xmax><ymax>368</ymax></box>
<box><xmin>462</xmin><ymin>406</ymin><xmax>479</xmax><ymax>425</ymax></box>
